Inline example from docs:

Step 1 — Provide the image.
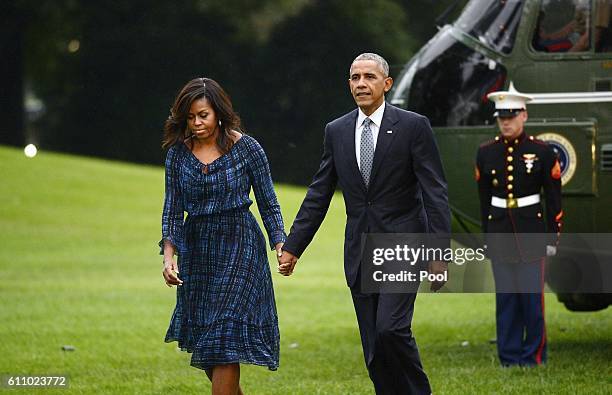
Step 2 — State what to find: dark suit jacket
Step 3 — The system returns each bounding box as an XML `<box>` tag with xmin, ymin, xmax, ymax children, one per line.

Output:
<box><xmin>283</xmin><ymin>103</ymin><xmax>451</xmax><ymax>287</ymax></box>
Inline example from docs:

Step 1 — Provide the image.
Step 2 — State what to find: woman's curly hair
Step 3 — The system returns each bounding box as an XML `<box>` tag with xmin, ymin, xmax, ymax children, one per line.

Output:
<box><xmin>162</xmin><ymin>77</ymin><xmax>242</xmax><ymax>153</ymax></box>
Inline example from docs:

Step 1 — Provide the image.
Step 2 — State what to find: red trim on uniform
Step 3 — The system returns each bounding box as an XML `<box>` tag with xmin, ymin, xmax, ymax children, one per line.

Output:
<box><xmin>535</xmin><ymin>258</ymin><xmax>547</xmax><ymax>365</ymax></box>
<box><xmin>530</xmin><ymin>138</ymin><xmax>549</xmax><ymax>146</ymax></box>
<box><xmin>551</xmin><ymin>160</ymin><xmax>561</xmax><ymax>179</ymax></box>
<box><xmin>555</xmin><ymin>210</ymin><xmax>564</xmax><ymax>222</ymax></box>
<box><xmin>513</xmin><ymin>132</ymin><xmax>528</xmax><ymax>145</ymax></box>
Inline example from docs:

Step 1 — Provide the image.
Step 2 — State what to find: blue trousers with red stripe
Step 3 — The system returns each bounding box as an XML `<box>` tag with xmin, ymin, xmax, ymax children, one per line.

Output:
<box><xmin>492</xmin><ymin>260</ymin><xmax>547</xmax><ymax>366</ymax></box>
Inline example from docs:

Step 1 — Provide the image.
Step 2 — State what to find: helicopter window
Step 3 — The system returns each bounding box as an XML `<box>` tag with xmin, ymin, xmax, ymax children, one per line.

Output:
<box><xmin>595</xmin><ymin>0</ymin><xmax>612</xmax><ymax>52</ymax></box>
<box><xmin>532</xmin><ymin>0</ymin><xmax>592</xmax><ymax>52</ymax></box>
<box><xmin>391</xmin><ymin>31</ymin><xmax>507</xmax><ymax>127</ymax></box>
<box><xmin>455</xmin><ymin>0</ymin><xmax>525</xmax><ymax>54</ymax></box>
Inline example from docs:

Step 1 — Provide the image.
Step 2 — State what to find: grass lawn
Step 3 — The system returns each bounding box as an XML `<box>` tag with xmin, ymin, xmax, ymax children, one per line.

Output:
<box><xmin>0</xmin><ymin>145</ymin><xmax>610</xmax><ymax>394</ymax></box>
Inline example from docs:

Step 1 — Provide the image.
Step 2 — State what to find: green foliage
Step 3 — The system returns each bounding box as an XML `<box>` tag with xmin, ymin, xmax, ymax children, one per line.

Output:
<box><xmin>0</xmin><ymin>145</ymin><xmax>610</xmax><ymax>394</ymax></box>
<box><xmin>249</xmin><ymin>0</ymin><xmax>418</xmax><ymax>183</ymax></box>
<box><xmin>10</xmin><ymin>0</ymin><xmax>468</xmax><ymax>184</ymax></box>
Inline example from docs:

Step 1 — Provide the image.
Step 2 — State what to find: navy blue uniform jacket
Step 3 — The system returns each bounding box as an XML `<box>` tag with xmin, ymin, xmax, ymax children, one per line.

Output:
<box><xmin>476</xmin><ymin>133</ymin><xmax>563</xmax><ymax>263</ymax></box>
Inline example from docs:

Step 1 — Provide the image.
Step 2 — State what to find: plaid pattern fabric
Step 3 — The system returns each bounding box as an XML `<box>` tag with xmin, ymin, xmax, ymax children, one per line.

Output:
<box><xmin>159</xmin><ymin>135</ymin><xmax>285</xmax><ymax>371</ymax></box>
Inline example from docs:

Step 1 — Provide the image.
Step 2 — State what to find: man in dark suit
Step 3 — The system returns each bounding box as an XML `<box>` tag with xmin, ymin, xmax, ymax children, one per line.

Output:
<box><xmin>278</xmin><ymin>53</ymin><xmax>451</xmax><ymax>394</ymax></box>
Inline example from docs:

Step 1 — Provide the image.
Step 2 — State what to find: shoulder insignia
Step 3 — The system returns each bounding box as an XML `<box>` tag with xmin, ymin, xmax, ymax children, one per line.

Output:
<box><xmin>552</xmin><ymin>159</ymin><xmax>561</xmax><ymax>179</ymax></box>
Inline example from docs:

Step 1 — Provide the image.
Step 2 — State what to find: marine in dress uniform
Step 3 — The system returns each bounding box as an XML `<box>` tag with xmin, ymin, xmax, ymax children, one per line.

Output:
<box><xmin>475</xmin><ymin>83</ymin><xmax>563</xmax><ymax>366</ymax></box>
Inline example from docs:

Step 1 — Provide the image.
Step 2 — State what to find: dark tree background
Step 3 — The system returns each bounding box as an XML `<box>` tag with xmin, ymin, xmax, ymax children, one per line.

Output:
<box><xmin>2</xmin><ymin>0</ymin><xmax>466</xmax><ymax>184</ymax></box>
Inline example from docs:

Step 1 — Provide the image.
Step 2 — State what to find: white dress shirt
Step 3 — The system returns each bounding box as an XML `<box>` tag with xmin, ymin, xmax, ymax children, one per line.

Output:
<box><xmin>355</xmin><ymin>101</ymin><xmax>385</xmax><ymax>171</ymax></box>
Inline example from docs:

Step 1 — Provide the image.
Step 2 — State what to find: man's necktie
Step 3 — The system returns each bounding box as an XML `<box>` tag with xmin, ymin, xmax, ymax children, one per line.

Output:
<box><xmin>360</xmin><ymin>117</ymin><xmax>374</xmax><ymax>188</ymax></box>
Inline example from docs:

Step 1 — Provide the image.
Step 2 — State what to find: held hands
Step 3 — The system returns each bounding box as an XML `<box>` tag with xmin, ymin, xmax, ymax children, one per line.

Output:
<box><xmin>428</xmin><ymin>260</ymin><xmax>448</xmax><ymax>292</ymax></box>
<box><xmin>275</xmin><ymin>242</ymin><xmax>298</xmax><ymax>276</ymax></box>
<box><xmin>162</xmin><ymin>258</ymin><xmax>183</xmax><ymax>287</ymax></box>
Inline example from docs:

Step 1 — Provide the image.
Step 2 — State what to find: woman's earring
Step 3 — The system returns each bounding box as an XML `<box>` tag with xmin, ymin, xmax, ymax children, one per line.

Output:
<box><xmin>218</xmin><ymin>120</ymin><xmax>222</xmax><ymax>126</ymax></box>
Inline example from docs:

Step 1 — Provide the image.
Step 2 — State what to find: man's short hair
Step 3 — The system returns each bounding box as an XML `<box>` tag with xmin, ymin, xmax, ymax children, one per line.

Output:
<box><xmin>350</xmin><ymin>53</ymin><xmax>390</xmax><ymax>77</ymax></box>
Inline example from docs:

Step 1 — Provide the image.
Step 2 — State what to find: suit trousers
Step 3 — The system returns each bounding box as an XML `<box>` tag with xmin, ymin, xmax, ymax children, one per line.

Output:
<box><xmin>350</xmin><ymin>284</ymin><xmax>431</xmax><ymax>395</ymax></box>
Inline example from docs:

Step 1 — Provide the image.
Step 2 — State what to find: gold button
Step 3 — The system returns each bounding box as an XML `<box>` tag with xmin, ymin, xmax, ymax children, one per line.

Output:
<box><xmin>504</xmin><ymin>139</ymin><xmax>508</xmax><ymax>144</ymax></box>
<box><xmin>508</xmin><ymin>193</ymin><xmax>514</xmax><ymax>198</ymax></box>
<box><xmin>495</xmin><ymin>136</ymin><xmax>500</xmax><ymax>141</ymax></box>
<box><xmin>537</xmin><ymin>212</ymin><xmax>542</xmax><ymax>218</ymax></box>
<box><xmin>507</xmin><ymin>156</ymin><xmax>513</xmax><ymax>162</ymax></box>
<box><xmin>529</xmin><ymin>136</ymin><xmax>534</xmax><ymax>140</ymax></box>
<box><xmin>508</xmin><ymin>147</ymin><xmax>514</xmax><ymax>153</ymax></box>
<box><xmin>507</xmin><ymin>184</ymin><xmax>513</xmax><ymax>190</ymax></box>
<box><xmin>492</xmin><ymin>179</ymin><xmax>499</xmax><ymax>187</ymax></box>
<box><xmin>508</xmin><ymin>175</ymin><xmax>514</xmax><ymax>181</ymax></box>
<box><xmin>514</xmin><ymin>139</ymin><xmax>519</xmax><ymax>144</ymax></box>
<box><xmin>507</xmin><ymin>165</ymin><xmax>514</xmax><ymax>171</ymax></box>
<box><xmin>488</xmin><ymin>214</ymin><xmax>493</xmax><ymax>220</ymax></box>
<box><xmin>491</xmin><ymin>169</ymin><xmax>496</xmax><ymax>175</ymax></box>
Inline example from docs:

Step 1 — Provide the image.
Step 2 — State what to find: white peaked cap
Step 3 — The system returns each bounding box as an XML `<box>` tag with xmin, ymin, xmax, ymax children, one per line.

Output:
<box><xmin>487</xmin><ymin>82</ymin><xmax>534</xmax><ymax>110</ymax></box>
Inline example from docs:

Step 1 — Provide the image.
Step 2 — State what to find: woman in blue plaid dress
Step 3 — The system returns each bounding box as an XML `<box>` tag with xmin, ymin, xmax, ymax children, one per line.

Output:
<box><xmin>160</xmin><ymin>78</ymin><xmax>285</xmax><ymax>394</ymax></box>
